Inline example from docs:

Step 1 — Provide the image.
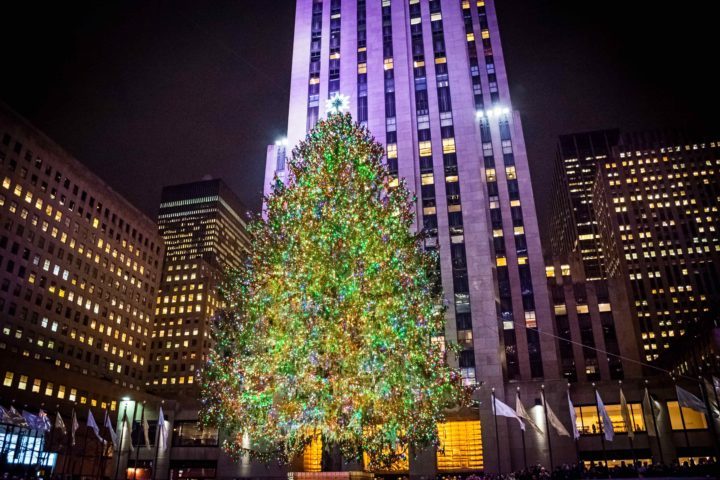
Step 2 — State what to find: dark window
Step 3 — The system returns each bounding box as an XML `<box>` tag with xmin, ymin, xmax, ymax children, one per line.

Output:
<box><xmin>172</xmin><ymin>421</ymin><xmax>219</xmax><ymax>447</ymax></box>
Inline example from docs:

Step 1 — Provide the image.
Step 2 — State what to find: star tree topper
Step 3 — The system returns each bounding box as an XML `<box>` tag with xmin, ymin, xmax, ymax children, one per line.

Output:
<box><xmin>325</xmin><ymin>92</ymin><xmax>350</xmax><ymax>115</ymax></box>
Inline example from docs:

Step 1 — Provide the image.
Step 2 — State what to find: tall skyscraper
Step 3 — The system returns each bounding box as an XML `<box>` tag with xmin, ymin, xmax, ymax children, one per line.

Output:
<box><xmin>550</xmin><ymin>130</ymin><xmax>620</xmax><ymax>280</ymax></box>
<box><xmin>593</xmin><ymin>133</ymin><xmax>720</xmax><ymax>364</ymax></box>
<box><xmin>265</xmin><ymin>0</ymin><xmax>560</xmax><ymax>472</ymax></box>
<box><xmin>0</xmin><ymin>104</ymin><xmax>166</xmax><ymax>476</ymax></box>
<box><xmin>147</xmin><ymin>179</ymin><xmax>251</xmax><ymax>396</ymax></box>
<box><xmin>0</xmin><ymin>104</ymin><xmax>164</xmax><ymax>404</ymax></box>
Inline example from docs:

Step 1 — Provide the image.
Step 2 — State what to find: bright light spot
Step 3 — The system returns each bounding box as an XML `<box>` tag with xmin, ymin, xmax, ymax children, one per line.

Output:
<box><xmin>478</xmin><ymin>105</ymin><xmax>512</xmax><ymax>119</ymax></box>
<box><xmin>326</xmin><ymin>92</ymin><xmax>350</xmax><ymax>115</ymax></box>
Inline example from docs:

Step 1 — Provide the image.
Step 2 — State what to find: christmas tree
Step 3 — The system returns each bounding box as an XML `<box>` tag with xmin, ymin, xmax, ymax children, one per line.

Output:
<box><xmin>200</xmin><ymin>112</ymin><xmax>468</xmax><ymax>470</ymax></box>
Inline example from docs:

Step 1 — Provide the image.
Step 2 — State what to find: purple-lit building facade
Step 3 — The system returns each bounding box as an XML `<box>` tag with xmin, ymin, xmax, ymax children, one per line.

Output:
<box><xmin>265</xmin><ymin>0</ymin><xmax>562</xmax><ymax>473</ymax></box>
<box><xmin>262</xmin><ymin>0</ymin><xmax>720</xmax><ymax>475</ymax></box>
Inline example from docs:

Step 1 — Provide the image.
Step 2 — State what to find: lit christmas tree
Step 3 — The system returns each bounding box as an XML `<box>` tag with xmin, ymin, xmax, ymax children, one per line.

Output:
<box><xmin>200</xmin><ymin>112</ymin><xmax>468</xmax><ymax>470</ymax></box>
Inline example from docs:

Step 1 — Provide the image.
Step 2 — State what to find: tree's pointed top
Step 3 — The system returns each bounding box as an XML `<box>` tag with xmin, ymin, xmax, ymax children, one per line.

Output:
<box><xmin>325</xmin><ymin>92</ymin><xmax>350</xmax><ymax>115</ymax></box>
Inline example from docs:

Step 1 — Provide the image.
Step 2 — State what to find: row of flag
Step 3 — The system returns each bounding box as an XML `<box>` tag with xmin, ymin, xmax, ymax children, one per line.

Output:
<box><xmin>492</xmin><ymin>379</ymin><xmax>720</xmax><ymax>442</ymax></box>
<box><xmin>0</xmin><ymin>404</ymin><xmax>169</xmax><ymax>452</ymax></box>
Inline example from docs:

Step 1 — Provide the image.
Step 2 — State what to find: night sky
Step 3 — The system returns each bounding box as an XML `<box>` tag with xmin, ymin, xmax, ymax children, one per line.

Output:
<box><xmin>1</xmin><ymin>0</ymin><xmax>717</xmax><ymax>241</ymax></box>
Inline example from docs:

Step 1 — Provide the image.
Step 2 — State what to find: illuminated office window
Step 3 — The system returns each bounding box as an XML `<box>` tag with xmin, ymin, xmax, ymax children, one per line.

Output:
<box><xmin>667</xmin><ymin>401</ymin><xmax>708</xmax><ymax>430</ymax></box>
<box><xmin>437</xmin><ymin>420</ymin><xmax>483</xmax><ymax>471</ymax></box>
<box><xmin>303</xmin><ymin>435</ymin><xmax>322</xmax><ymax>472</ymax></box>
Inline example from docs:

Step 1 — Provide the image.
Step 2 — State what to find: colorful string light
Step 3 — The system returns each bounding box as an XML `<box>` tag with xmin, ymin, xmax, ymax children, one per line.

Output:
<box><xmin>199</xmin><ymin>113</ymin><xmax>469</xmax><ymax>470</ymax></box>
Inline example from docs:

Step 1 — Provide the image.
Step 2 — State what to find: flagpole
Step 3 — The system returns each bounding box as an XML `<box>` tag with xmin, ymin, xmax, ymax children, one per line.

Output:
<box><xmin>673</xmin><ymin>378</ymin><xmax>690</xmax><ymax>447</ymax></box>
<box><xmin>619</xmin><ymin>382</ymin><xmax>637</xmax><ymax>468</ymax></box>
<box><xmin>44</xmin><ymin>406</ymin><xmax>59</xmax><ymax>475</ymax></box>
<box><xmin>540</xmin><ymin>385</ymin><xmax>554</xmax><ymax>471</ymax></box>
<box><xmin>62</xmin><ymin>408</ymin><xmax>74</xmax><ymax>477</ymax></box>
<box><xmin>567</xmin><ymin>384</ymin><xmax>580</xmax><ymax>467</ymax></box>
<box><xmin>491</xmin><ymin>388</ymin><xmax>502</xmax><ymax>475</ymax></box>
<box><xmin>95</xmin><ymin>411</ymin><xmax>108</xmax><ymax>480</ymax></box>
<box><xmin>592</xmin><ymin>384</ymin><xmax>608</xmax><ymax>469</ymax></box>
<box><xmin>133</xmin><ymin>401</ymin><xmax>145</xmax><ymax>480</ymax></box>
<box><xmin>644</xmin><ymin>381</ymin><xmax>664</xmax><ymax>464</ymax></box>
<box><xmin>79</xmin><ymin>411</ymin><xmax>92</xmax><ymax>477</ymax></box>
<box><xmin>516</xmin><ymin>387</ymin><xmax>527</xmax><ymax>469</ymax></box>
<box><xmin>697</xmin><ymin>375</ymin><xmax>720</xmax><ymax>460</ymax></box>
<box><xmin>114</xmin><ymin>403</ymin><xmax>129</xmax><ymax>480</ymax></box>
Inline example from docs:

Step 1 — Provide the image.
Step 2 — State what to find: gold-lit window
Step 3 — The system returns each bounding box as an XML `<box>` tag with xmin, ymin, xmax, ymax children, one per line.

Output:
<box><xmin>32</xmin><ymin>378</ymin><xmax>41</xmax><ymax>393</ymax></box>
<box><xmin>386</xmin><ymin>143</ymin><xmax>398</xmax><ymax>159</ymax></box>
<box><xmin>419</xmin><ymin>141</ymin><xmax>432</xmax><ymax>157</ymax></box>
<box><xmin>3</xmin><ymin>371</ymin><xmax>13</xmax><ymax>387</ymax></box>
<box><xmin>384</xmin><ymin>58</ymin><xmax>394</xmax><ymax>70</ymax></box>
<box><xmin>485</xmin><ymin>168</ymin><xmax>496</xmax><ymax>182</ymax></box>
<box><xmin>301</xmin><ymin>435</ymin><xmax>321</xmax><ymax>471</ymax></box>
<box><xmin>667</xmin><ymin>401</ymin><xmax>708</xmax><ymax>430</ymax></box>
<box><xmin>574</xmin><ymin>404</ymin><xmax>645</xmax><ymax>434</ymax></box>
<box><xmin>18</xmin><ymin>375</ymin><xmax>28</xmax><ymax>390</ymax></box>
<box><xmin>358</xmin><ymin>63</ymin><xmax>367</xmax><ymax>74</ymax></box>
<box><xmin>505</xmin><ymin>166</ymin><xmax>517</xmax><ymax>180</ymax></box>
<box><xmin>496</xmin><ymin>256</ymin><xmax>507</xmax><ymax>267</ymax></box>
<box><xmin>442</xmin><ymin>138</ymin><xmax>456</xmax><ymax>154</ymax></box>
<box><xmin>561</xmin><ymin>264</ymin><xmax>571</xmax><ymax>276</ymax></box>
<box><xmin>437</xmin><ymin>420</ymin><xmax>483</xmax><ymax>471</ymax></box>
<box><xmin>545</xmin><ymin>266</ymin><xmax>555</xmax><ymax>278</ymax></box>
<box><xmin>421</xmin><ymin>173</ymin><xmax>434</xmax><ymax>185</ymax></box>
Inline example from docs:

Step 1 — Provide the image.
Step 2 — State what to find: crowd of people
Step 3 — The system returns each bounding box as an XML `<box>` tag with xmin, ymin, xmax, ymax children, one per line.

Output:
<box><xmin>438</xmin><ymin>459</ymin><xmax>719</xmax><ymax>479</ymax></box>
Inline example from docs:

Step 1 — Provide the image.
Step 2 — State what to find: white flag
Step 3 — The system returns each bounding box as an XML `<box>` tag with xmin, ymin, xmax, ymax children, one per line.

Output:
<box><xmin>596</xmin><ymin>391</ymin><xmax>614</xmax><ymax>441</ymax></box>
<box><xmin>143</xmin><ymin>416</ymin><xmax>151</xmax><ymax>447</ymax></box>
<box><xmin>104</xmin><ymin>410</ymin><xmax>118</xmax><ymax>448</ymax></box>
<box><xmin>676</xmin><ymin>385</ymin><xmax>707</xmax><ymax>415</ymax></box>
<box><xmin>492</xmin><ymin>395</ymin><xmax>525</xmax><ymax>431</ymax></box>
<box><xmin>157</xmin><ymin>407</ymin><xmax>168</xmax><ymax>450</ymax></box>
<box><xmin>516</xmin><ymin>394</ymin><xmax>543</xmax><ymax>434</ymax></box>
<box><xmin>54</xmin><ymin>412</ymin><xmax>67</xmax><ymax>436</ymax></box>
<box><xmin>86</xmin><ymin>410</ymin><xmax>106</xmax><ymax>444</ymax></box>
<box><xmin>642</xmin><ymin>388</ymin><xmax>660</xmax><ymax>437</ymax></box>
<box><xmin>545</xmin><ymin>397</ymin><xmax>571</xmax><ymax>437</ymax></box>
<box><xmin>619</xmin><ymin>389</ymin><xmax>634</xmax><ymax>439</ymax></box>
<box><xmin>567</xmin><ymin>392</ymin><xmax>580</xmax><ymax>440</ymax></box>
<box><xmin>71</xmin><ymin>409</ymin><xmax>79</xmax><ymax>446</ymax></box>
